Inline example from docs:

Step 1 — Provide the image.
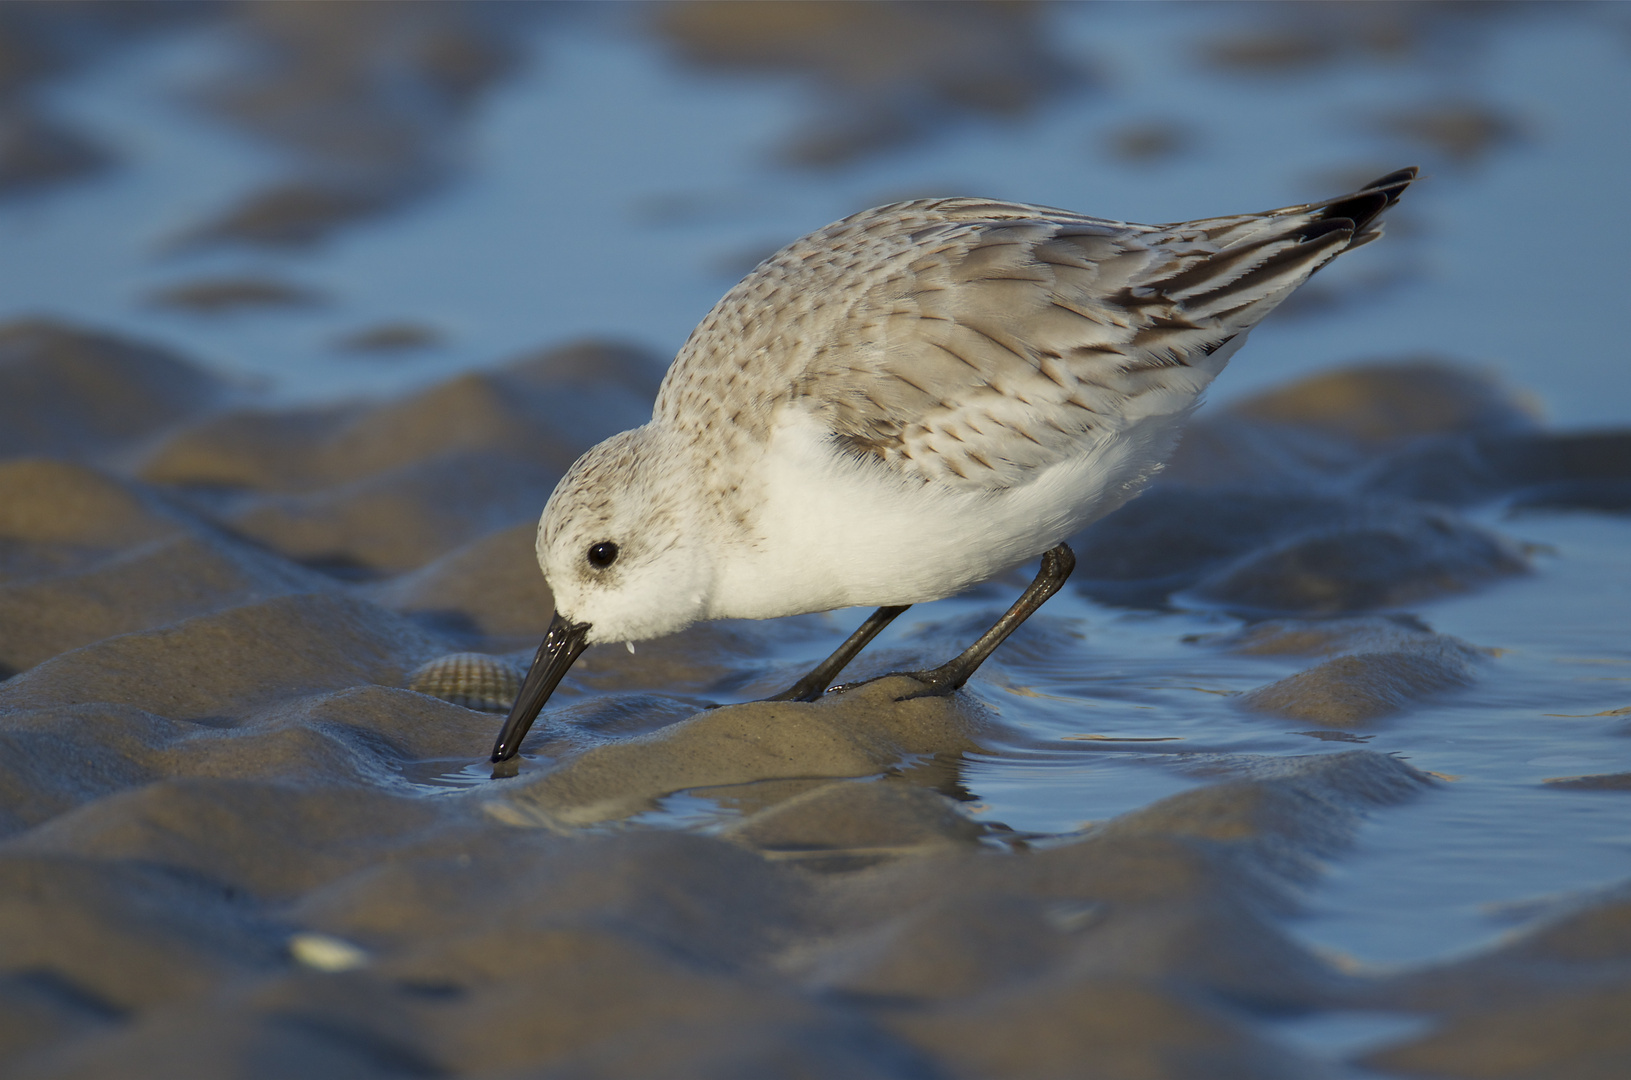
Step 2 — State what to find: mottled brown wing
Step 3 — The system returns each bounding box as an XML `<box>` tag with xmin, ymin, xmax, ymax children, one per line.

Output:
<box><xmin>794</xmin><ymin>169</ymin><xmax>1414</xmax><ymax>489</ymax></box>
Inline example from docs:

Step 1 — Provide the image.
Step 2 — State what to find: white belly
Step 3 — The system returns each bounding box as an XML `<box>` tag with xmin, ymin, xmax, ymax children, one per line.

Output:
<box><xmin>703</xmin><ymin>404</ymin><xmax>1194</xmax><ymax>620</ymax></box>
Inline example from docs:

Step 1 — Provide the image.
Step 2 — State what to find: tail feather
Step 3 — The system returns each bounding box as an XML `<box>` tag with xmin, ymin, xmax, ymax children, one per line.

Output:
<box><xmin>1306</xmin><ymin>166</ymin><xmax>1418</xmax><ymax>239</ymax></box>
<box><xmin>1150</xmin><ymin>167</ymin><xmax>1417</xmax><ymax>326</ymax></box>
<box><xmin>1184</xmin><ymin>226</ymin><xmax>1353</xmax><ymax>322</ymax></box>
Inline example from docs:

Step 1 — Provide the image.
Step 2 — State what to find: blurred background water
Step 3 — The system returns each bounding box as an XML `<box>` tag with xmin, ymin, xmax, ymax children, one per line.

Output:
<box><xmin>6</xmin><ymin>2</ymin><xmax>1631</xmax><ymax>421</ymax></box>
<box><xmin>2</xmin><ymin>0</ymin><xmax>1628</xmax><ymax>988</ymax></box>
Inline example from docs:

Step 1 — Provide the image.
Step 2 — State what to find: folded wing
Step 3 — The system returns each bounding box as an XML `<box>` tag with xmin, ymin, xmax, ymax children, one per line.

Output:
<box><xmin>797</xmin><ymin>168</ymin><xmax>1416</xmax><ymax>489</ymax></box>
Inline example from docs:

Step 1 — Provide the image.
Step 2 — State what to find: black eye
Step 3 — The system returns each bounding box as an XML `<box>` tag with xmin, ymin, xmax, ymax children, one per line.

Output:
<box><xmin>586</xmin><ymin>541</ymin><xmax>619</xmax><ymax>569</ymax></box>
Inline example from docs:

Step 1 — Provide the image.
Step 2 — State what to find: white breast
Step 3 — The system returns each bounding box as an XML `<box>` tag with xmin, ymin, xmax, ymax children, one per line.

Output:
<box><xmin>701</xmin><ymin>390</ymin><xmax>1213</xmax><ymax>621</ymax></box>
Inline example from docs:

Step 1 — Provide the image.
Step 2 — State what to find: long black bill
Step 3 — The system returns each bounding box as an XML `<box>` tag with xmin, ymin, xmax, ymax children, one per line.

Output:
<box><xmin>490</xmin><ymin>611</ymin><xmax>591</xmax><ymax>764</ymax></box>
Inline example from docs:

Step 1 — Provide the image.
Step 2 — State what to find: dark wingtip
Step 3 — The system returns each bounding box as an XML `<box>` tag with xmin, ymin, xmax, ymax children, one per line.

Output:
<box><xmin>1296</xmin><ymin>216</ymin><xmax>1357</xmax><ymax>244</ymax></box>
<box><xmin>1362</xmin><ymin>166</ymin><xmax>1421</xmax><ymax>198</ymax></box>
<box><xmin>1321</xmin><ymin>192</ymin><xmax>1385</xmax><ymax>227</ymax></box>
<box><xmin>1318</xmin><ymin>172</ymin><xmax>1413</xmax><ymax>234</ymax></box>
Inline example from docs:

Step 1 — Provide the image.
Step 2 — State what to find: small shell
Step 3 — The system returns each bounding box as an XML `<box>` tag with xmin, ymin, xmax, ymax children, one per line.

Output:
<box><xmin>408</xmin><ymin>653</ymin><xmax>522</xmax><ymax>713</ymax></box>
<box><xmin>288</xmin><ymin>932</ymin><xmax>370</xmax><ymax>972</ymax></box>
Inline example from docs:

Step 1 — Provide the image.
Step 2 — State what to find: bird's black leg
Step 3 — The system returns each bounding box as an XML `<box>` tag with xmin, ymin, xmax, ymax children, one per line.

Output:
<box><xmin>895</xmin><ymin>543</ymin><xmax>1076</xmax><ymax>700</ymax></box>
<box><xmin>766</xmin><ymin>604</ymin><xmax>911</xmax><ymax>702</ymax></box>
<box><xmin>769</xmin><ymin>543</ymin><xmax>1076</xmax><ymax>704</ymax></box>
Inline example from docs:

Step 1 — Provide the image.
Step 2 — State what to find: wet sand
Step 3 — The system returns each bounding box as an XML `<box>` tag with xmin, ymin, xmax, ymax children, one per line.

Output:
<box><xmin>2</xmin><ymin>317</ymin><xmax>1629</xmax><ymax>1078</ymax></box>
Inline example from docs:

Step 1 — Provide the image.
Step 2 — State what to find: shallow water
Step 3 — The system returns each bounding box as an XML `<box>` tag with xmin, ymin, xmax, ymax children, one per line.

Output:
<box><xmin>2</xmin><ymin>4</ymin><xmax>1629</xmax><ymax>1076</ymax></box>
<box><xmin>1296</xmin><ymin>510</ymin><xmax>1631</xmax><ymax>967</ymax></box>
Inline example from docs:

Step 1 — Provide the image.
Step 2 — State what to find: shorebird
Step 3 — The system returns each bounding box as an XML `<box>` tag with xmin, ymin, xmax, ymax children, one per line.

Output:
<box><xmin>491</xmin><ymin>168</ymin><xmax>1417</xmax><ymax>764</ymax></box>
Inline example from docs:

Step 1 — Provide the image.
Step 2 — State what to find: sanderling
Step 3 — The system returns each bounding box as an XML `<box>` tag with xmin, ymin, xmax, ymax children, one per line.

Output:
<box><xmin>491</xmin><ymin>168</ymin><xmax>1418</xmax><ymax>764</ymax></box>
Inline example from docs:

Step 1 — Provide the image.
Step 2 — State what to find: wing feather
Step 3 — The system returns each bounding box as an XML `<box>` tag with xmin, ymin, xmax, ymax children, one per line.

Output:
<box><xmin>657</xmin><ymin>170</ymin><xmax>1417</xmax><ymax>492</ymax></box>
